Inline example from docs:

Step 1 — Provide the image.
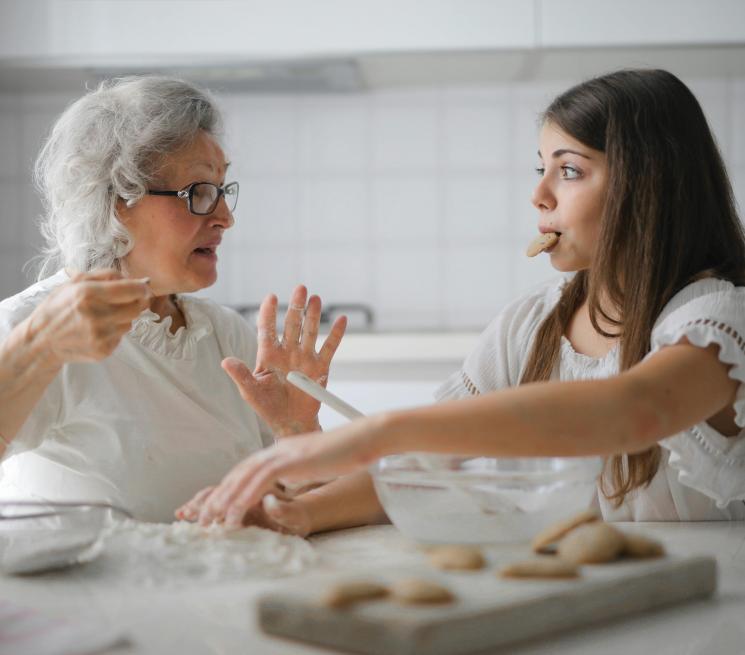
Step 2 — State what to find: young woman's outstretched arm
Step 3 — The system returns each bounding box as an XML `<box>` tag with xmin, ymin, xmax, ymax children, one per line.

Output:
<box><xmin>191</xmin><ymin>340</ymin><xmax>738</xmax><ymax>527</ymax></box>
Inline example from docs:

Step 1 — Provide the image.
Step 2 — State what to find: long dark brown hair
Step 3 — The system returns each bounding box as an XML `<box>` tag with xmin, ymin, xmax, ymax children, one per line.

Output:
<box><xmin>519</xmin><ymin>69</ymin><xmax>745</xmax><ymax>504</ymax></box>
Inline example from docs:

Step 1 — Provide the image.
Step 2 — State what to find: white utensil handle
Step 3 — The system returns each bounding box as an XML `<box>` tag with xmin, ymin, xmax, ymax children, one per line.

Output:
<box><xmin>287</xmin><ymin>371</ymin><xmax>365</xmax><ymax>421</ymax></box>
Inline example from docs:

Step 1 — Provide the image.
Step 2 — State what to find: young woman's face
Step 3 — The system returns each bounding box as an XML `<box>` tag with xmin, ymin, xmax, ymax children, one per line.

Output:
<box><xmin>118</xmin><ymin>130</ymin><xmax>234</xmax><ymax>296</ymax></box>
<box><xmin>532</xmin><ymin>122</ymin><xmax>608</xmax><ymax>272</ymax></box>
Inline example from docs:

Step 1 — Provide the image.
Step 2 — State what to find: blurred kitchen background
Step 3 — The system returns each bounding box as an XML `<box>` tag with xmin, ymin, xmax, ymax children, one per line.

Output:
<box><xmin>1</xmin><ymin>0</ymin><xmax>744</xmax><ymax>424</ymax></box>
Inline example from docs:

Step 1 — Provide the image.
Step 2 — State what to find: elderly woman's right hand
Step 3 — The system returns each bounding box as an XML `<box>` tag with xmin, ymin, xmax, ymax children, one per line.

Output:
<box><xmin>27</xmin><ymin>269</ymin><xmax>151</xmax><ymax>366</ymax></box>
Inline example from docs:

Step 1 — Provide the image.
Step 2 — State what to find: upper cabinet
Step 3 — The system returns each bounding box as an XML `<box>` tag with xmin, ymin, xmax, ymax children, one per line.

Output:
<box><xmin>0</xmin><ymin>0</ymin><xmax>743</xmax><ymax>66</ymax></box>
<box><xmin>539</xmin><ymin>0</ymin><xmax>745</xmax><ymax>48</ymax></box>
<box><xmin>0</xmin><ymin>0</ymin><xmax>536</xmax><ymax>64</ymax></box>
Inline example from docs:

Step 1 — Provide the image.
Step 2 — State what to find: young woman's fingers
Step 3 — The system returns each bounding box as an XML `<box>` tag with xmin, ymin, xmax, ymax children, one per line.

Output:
<box><xmin>255</xmin><ymin>294</ymin><xmax>279</xmax><ymax>346</ymax></box>
<box><xmin>319</xmin><ymin>315</ymin><xmax>347</xmax><ymax>365</ymax></box>
<box><xmin>281</xmin><ymin>285</ymin><xmax>307</xmax><ymax>345</ymax></box>
<box><xmin>224</xmin><ymin>463</ymin><xmax>292</xmax><ymax>526</ymax></box>
<box><xmin>300</xmin><ymin>295</ymin><xmax>322</xmax><ymax>352</ymax></box>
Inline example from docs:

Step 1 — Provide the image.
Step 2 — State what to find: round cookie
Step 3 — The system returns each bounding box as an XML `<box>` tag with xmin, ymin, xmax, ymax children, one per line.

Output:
<box><xmin>622</xmin><ymin>533</ymin><xmax>665</xmax><ymax>559</ymax></box>
<box><xmin>428</xmin><ymin>545</ymin><xmax>486</xmax><ymax>571</ymax></box>
<box><xmin>322</xmin><ymin>581</ymin><xmax>389</xmax><ymax>609</ymax></box>
<box><xmin>557</xmin><ymin>522</ymin><xmax>626</xmax><ymax>565</ymax></box>
<box><xmin>500</xmin><ymin>556</ymin><xmax>580</xmax><ymax>579</ymax></box>
<box><xmin>390</xmin><ymin>578</ymin><xmax>454</xmax><ymax>605</ymax></box>
<box><xmin>532</xmin><ymin>510</ymin><xmax>600</xmax><ymax>554</ymax></box>
<box><xmin>526</xmin><ymin>232</ymin><xmax>559</xmax><ymax>257</ymax></box>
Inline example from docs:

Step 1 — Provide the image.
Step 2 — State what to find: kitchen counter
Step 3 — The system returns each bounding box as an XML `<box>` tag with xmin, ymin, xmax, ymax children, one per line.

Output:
<box><xmin>3</xmin><ymin>522</ymin><xmax>745</xmax><ymax>655</ymax></box>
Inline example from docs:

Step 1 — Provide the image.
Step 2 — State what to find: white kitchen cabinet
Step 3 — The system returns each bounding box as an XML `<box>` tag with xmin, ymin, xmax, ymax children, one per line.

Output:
<box><xmin>539</xmin><ymin>0</ymin><xmax>745</xmax><ymax>48</ymax></box>
<box><xmin>5</xmin><ymin>0</ymin><xmax>743</xmax><ymax>67</ymax></box>
<box><xmin>0</xmin><ymin>0</ymin><xmax>536</xmax><ymax>64</ymax></box>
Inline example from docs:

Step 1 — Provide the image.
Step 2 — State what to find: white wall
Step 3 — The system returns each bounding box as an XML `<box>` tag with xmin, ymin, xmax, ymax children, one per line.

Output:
<box><xmin>1</xmin><ymin>77</ymin><xmax>744</xmax><ymax>330</ymax></box>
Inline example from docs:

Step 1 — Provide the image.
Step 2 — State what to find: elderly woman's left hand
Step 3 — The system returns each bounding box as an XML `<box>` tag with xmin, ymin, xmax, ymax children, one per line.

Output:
<box><xmin>223</xmin><ymin>285</ymin><xmax>346</xmax><ymax>436</ymax></box>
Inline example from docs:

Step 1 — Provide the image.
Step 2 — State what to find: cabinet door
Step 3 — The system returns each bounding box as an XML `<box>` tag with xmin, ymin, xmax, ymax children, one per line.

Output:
<box><xmin>0</xmin><ymin>0</ymin><xmax>536</xmax><ymax>63</ymax></box>
<box><xmin>539</xmin><ymin>0</ymin><xmax>745</xmax><ymax>48</ymax></box>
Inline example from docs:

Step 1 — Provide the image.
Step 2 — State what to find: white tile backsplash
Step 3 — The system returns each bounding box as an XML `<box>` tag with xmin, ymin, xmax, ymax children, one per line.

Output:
<box><xmin>371</xmin><ymin>101</ymin><xmax>439</xmax><ymax>170</ymax></box>
<box><xmin>298</xmin><ymin>176</ymin><xmax>368</xmax><ymax>245</ymax></box>
<box><xmin>2</xmin><ymin>73</ymin><xmax>745</xmax><ymax>329</ymax></box>
<box><xmin>443</xmin><ymin>175</ymin><xmax>511</xmax><ymax>242</ymax></box>
<box><xmin>0</xmin><ymin>111</ymin><xmax>21</xmax><ymax>179</ymax></box>
<box><xmin>372</xmin><ymin>175</ymin><xmax>439</xmax><ymax>243</ymax></box>
<box><xmin>442</xmin><ymin>101</ymin><xmax>510</xmax><ymax>169</ymax></box>
<box><xmin>231</xmin><ymin>177</ymin><xmax>298</xmax><ymax>247</ymax></box>
<box><xmin>298</xmin><ymin>96</ymin><xmax>369</xmax><ymax>172</ymax></box>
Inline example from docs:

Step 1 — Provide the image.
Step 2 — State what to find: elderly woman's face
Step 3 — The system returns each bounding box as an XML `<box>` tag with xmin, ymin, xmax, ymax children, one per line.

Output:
<box><xmin>119</xmin><ymin>130</ymin><xmax>234</xmax><ymax>296</ymax></box>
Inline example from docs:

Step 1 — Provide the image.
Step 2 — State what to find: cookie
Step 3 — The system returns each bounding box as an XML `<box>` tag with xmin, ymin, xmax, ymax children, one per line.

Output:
<box><xmin>532</xmin><ymin>510</ymin><xmax>600</xmax><ymax>554</ymax></box>
<box><xmin>622</xmin><ymin>533</ymin><xmax>665</xmax><ymax>559</ymax></box>
<box><xmin>499</xmin><ymin>556</ymin><xmax>580</xmax><ymax>579</ymax></box>
<box><xmin>428</xmin><ymin>545</ymin><xmax>486</xmax><ymax>571</ymax></box>
<box><xmin>322</xmin><ymin>581</ymin><xmax>389</xmax><ymax>609</ymax></box>
<box><xmin>526</xmin><ymin>232</ymin><xmax>560</xmax><ymax>257</ymax></box>
<box><xmin>390</xmin><ymin>578</ymin><xmax>454</xmax><ymax>605</ymax></box>
<box><xmin>557</xmin><ymin>522</ymin><xmax>626</xmax><ymax>564</ymax></box>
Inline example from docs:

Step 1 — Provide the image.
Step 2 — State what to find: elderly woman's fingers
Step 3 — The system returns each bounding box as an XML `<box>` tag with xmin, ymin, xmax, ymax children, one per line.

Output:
<box><xmin>175</xmin><ymin>485</ymin><xmax>216</xmax><ymax>521</ymax></box>
<box><xmin>300</xmin><ymin>295</ymin><xmax>322</xmax><ymax>352</ymax></box>
<box><xmin>282</xmin><ymin>285</ymin><xmax>308</xmax><ymax>345</ymax></box>
<box><xmin>319</xmin><ymin>315</ymin><xmax>347</xmax><ymax>366</ymax></box>
<box><xmin>256</xmin><ymin>293</ymin><xmax>279</xmax><ymax>346</ymax></box>
<box><xmin>221</xmin><ymin>357</ymin><xmax>261</xmax><ymax>404</ymax></box>
<box><xmin>74</xmin><ymin>279</ymin><xmax>151</xmax><ymax>315</ymax></box>
<box><xmin>71</xmin><ymin>268</ymin><xmax>122</xmax><ymax>283</ymax></box>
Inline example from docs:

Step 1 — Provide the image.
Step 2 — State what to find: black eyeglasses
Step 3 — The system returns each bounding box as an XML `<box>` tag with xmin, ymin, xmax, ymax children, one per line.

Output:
<box><xmin>148</xmin><ymin>181</ymin><xmax>239</xmax><ymax>216</ymax></box>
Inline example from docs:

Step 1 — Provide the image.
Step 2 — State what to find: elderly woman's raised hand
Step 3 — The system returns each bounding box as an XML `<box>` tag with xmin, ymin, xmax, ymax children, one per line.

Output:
<box><xmin>28</xmin><ymin>269</ymin><xmax>151</xmax><ymax>366</ymax></box>
<box><xmin>222</xmin><ymin>285</ymin><xmax>346</xmax><ymax>436</ymax></box>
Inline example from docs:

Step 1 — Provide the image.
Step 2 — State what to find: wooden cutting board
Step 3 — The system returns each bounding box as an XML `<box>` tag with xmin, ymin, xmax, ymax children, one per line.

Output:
<box><xmin>258</xmin><ymin>555</ymin><xmax>716</xmax><ymax>655</ymax></box>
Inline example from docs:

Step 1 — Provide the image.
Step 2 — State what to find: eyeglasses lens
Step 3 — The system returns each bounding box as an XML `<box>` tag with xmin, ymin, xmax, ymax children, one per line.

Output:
<box><xmin>191</xmin><ymin>183</ymin><xmax>219</xmax><ymax>215</ymax></box>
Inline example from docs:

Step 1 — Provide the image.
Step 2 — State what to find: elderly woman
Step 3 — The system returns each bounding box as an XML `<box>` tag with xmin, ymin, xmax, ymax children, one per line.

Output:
<box><xmin>0</xmin><ymin>76</ymin><xmax>346</xmax><ymax>522</ymax></box>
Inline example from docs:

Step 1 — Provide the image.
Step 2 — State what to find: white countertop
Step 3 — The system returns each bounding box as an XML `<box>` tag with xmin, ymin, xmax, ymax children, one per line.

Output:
<box><xmin>328</xmin><ymin>332</ymin><xmax>479</xmax><ymax>364</ymax></box>
<box><xmin>3</xmin><ymin>522</ymin><xmax>745</xmax><ymax>655</ymax></box>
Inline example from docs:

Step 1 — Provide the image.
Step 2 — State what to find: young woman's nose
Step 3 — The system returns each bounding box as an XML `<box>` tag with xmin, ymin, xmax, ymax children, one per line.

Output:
<box><xmin>531</xmin><ymin>176</ymin><xmax>557</xmax><ymax>212</ymax></box>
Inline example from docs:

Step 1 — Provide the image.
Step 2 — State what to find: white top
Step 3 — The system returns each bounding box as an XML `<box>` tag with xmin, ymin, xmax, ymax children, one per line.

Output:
<box><xmin>0</xmin><ymin>271</ymin><xmax>272</xmax><ymax>522</ymax></box>
<box><xmin>435</xmin><ymin>275</ymin><xmax>745</xmax><ymax>521</ymax></box>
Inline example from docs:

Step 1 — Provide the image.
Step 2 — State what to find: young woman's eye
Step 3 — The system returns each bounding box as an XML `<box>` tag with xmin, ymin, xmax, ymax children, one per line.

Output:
<box><xmin>534</xmin><ymin>166</ymin><xmax>545</xmax><ymax>176</ymax></box>
<box><xmin>560</xmin><ymin>165</ymin><xmax>581</xmax><ymax>179</ymax></box>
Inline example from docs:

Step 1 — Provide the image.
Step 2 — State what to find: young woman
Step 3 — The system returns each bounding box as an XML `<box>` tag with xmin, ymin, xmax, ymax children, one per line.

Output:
<box><xmin>181</xmin><ymin>69</ymin><xmax>745</xmax><ymax>530</ymax></box>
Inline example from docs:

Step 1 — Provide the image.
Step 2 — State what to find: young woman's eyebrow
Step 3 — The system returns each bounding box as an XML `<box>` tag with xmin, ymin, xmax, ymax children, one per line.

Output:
<box><xmin>536</xmin><ymin>148</ymin><xmax>592</xmax><ymax>160</ymax></box>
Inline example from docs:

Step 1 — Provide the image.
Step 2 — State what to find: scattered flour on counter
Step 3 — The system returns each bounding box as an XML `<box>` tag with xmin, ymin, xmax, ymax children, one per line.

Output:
<box><xmin>96</xmin><ymin>519</ymin><xmax>317</xmax><ymax>586</ymax></box>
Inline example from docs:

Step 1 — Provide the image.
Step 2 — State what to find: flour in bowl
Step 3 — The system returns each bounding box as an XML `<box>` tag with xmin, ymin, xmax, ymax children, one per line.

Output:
<box><xmin>97</xmin><ymin>519</ymin><xmax>316</xmax><ymax>586</ymax></box>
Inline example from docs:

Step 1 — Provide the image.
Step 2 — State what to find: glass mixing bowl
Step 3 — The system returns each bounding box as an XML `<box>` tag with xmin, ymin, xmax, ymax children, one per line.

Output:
<box><xmin>0</xmin><ymin>501</ymin><xmax>130</xmax><ymax>574</ymax></box>
<box><xmin>370</xmin><ymin>454</ymin><xmax>603</xmax><ymax>544</ymax></box>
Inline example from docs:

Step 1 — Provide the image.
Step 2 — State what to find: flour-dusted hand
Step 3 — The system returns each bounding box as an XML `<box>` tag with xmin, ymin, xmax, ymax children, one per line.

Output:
<box><xmin>223</xmin><ymin>285</ymin><xmax>347</xmax><ymax>436</ymax></box>
<box><xmin>177</xmin><ymin>483</ymin><xmax>312</xmax><ymax>536</ymax></box>
<box><xmin>196</xmin><ymin>417</ymin><xmax>384</xmax><ymax>527</ymax></box>
<box><xmin>27</xmin><ymin>269</ymin><xmax>151</xmax><ymax>366</ymax></box>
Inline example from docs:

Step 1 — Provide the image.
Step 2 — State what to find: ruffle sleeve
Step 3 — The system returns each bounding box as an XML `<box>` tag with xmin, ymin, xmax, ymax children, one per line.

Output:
<box><xmin>649</xmin><ymin>278</ymin><xmax>745</xmax><ymax>506</ymax></box>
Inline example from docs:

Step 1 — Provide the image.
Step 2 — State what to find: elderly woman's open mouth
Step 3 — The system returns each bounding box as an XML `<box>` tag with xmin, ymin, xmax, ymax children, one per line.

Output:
<box><xmin>193</xmin><ymin>240</ymin><xmax>220</xmax><ymax>260</ymax></box>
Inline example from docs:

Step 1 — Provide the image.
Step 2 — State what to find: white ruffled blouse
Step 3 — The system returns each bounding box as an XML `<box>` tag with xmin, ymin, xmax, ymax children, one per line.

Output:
<box><xmin>435</xmin><ymin>275</ymin><xmax>745</xmax><ymax>521</ymax></box>
<box><xmin>0</xmin><ymin>271</ymin><xmax>273</xmax><ymax>522</ymax></box>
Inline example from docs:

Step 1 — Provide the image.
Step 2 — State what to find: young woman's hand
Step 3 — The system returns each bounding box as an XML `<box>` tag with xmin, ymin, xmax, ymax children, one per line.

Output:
<box><xmin>190</xmin><ymin>418</ymin><xmax>384</xmax><ymax>528</ymax></box>
<box><xmin>222</xmin><ymin>285</ymin><xmax>347</xmax><ymax>436</ymax></box>
<box><xmin>26</xmin><ymin>269</ymin><xmax>151</xmax><ymax>367</ymax></box>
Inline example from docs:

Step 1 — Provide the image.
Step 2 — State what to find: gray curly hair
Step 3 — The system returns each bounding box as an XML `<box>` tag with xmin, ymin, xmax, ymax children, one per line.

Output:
<box><xmin>34</xmin><ymin>75</ymin><xmax>222</xmax><ymax>278</ymax></box>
